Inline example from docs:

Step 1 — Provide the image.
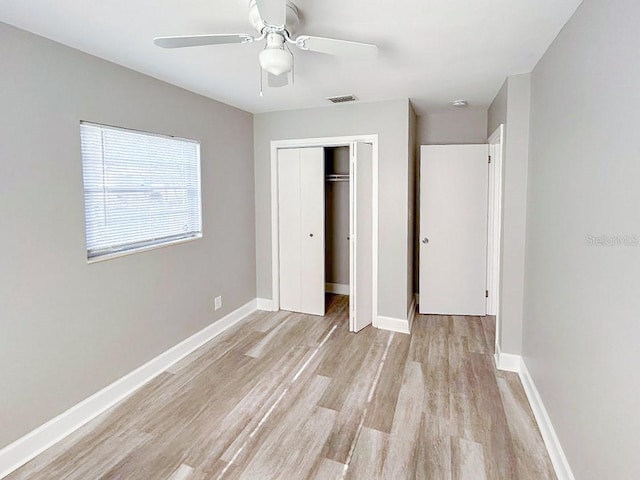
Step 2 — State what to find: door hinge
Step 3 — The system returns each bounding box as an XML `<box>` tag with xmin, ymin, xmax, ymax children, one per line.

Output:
<box><xmin>488</xmin><ymin>155</ymin><xmax>492</xmax><ymax>164</ymax></box>
<box><xmin>485</xmin><ymin>290</ymin><xmax>489</xmax><ymax>298</ymax></box>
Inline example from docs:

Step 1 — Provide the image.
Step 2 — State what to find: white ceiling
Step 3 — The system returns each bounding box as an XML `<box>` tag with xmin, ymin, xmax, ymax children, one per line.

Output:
<box><xmin>0</xmin><ymin>0</ymin><xmax>582</xmax><ymax>115</ymax></box>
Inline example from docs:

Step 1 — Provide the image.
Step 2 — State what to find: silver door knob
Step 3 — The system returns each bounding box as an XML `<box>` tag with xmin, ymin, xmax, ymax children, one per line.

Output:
<box><xmin>422</xmin><ymin>237</ymin><xmax>429</xmax><ymax>244</ymax></box>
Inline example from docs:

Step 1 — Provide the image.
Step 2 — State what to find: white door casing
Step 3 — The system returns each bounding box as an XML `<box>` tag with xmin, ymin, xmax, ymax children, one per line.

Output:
<box><xmin>270</xmin><ymin>135</ymin><xmax>379</xmax><ymax>327</ymax></box>
<box><xmin>419</xmin><ymin>144</ymin><xmax>489</xmax><ymax>316</ymax></box>
<box><xmin>486</xmin><ymin>125</ymin><xmax>504</xmax><ymax>317</ymax></box>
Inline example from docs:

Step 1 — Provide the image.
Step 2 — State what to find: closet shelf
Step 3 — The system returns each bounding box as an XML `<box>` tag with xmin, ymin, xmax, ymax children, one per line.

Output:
<box><xmin>326</xmin><ymin>174</ymin><xmax>350</xmax><ymax>183</ymax></box>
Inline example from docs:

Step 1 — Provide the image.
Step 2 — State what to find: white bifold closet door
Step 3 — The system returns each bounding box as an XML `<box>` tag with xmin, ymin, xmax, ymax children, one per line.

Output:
<box><xmin>419</xmin><ymin>144</ymin><xmax>488</xmax><ymax>316</ymax></box>
<box><xmin>278</xmin><ymin>147</ymin><xmax>325</xmax><ymax>316</ymax></box>
<box><xmin>350</xmin><ymin>142</ymin><xmax>374</xmax><ymax>332</ymax></box>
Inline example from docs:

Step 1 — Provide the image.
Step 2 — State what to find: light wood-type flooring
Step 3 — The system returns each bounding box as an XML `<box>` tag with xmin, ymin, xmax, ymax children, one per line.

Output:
<box><xmin>6</xmin><ymin>295</ymin><xmax>556</xmax><ymax>480</ymax></box>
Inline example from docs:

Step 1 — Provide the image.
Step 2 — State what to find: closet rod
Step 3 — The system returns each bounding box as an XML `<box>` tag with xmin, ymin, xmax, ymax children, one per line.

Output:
<box><xmin>326</xmin><ymin>174</ymin><xmax>350</xmax><ymax>183</ymax></box>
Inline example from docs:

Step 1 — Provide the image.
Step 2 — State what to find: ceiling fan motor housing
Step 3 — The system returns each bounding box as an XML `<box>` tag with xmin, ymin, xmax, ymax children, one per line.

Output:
<box><xmin>249</xmin><ymin>0</ymin><xmax>299</xmax><ymax>35</ymax></box>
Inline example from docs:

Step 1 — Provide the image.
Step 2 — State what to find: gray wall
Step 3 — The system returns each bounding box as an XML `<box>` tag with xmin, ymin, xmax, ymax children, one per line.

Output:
<box><xmin>0</xmin><ymin>23</ymin><xmax>256</xmax><ymax>448</ymax></box>
<box><xmin>417</xmin><ymin>108</ymin><xmax>488</xmax><ymax>146</ymax></box>
<box><xmin>524</xmin><ymin>0</ymin><xmax>640</xmax><ymax>478</ymax></box>
<box><xmin>487</xmin><ymin>74</ymin><xmax>531</xmax><ymax>355</ymax></box>
<box><xmin>488</xmin><ymin>80</ymin><xmax>508</xmax><ymax>136</ymax></box>
<box><xmin>254</xmin><ymin>99</ymin><xmax>412</xmax><ymax>320</ymax></box>
<box><xmin>325</xmin><ymin>147</ymin><xmax>350</xmax><ymax>286</ymax></box>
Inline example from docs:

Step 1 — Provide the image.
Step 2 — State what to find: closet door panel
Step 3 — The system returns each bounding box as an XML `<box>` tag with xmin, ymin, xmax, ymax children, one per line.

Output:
<box><xmin>351</xmin><ymin>142</ymin><xmax>374</xmax><ymax>332</ymax></box>
<box><xmin>299</xmin><ymin>147</ymin><xmax>325</xmax><ymax>316</ymax></box>
<box><xmin>278</xmin><ymin>149</ymin><xmax>302</xmax><ymax>312</ymax></box>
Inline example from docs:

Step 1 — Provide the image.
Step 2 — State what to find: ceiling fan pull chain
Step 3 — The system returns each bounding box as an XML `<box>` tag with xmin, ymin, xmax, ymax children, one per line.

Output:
<box><xmin>259</xmin><ymin>64</ymin><xmax>264</xmax><ymax>97</ymax></box>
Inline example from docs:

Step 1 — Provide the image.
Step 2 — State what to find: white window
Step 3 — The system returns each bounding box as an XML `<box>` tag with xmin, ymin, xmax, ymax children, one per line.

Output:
<box><xmin>80</xmin><ymin>122</ymin><xmax>202</xmax><ymax>261</ymax></box>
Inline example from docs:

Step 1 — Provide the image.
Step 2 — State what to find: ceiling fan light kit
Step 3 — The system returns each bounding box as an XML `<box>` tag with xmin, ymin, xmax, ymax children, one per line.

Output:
<box><xmin>154</xmin><ymin>0</ymin><xmax>378</xmax><ymax>92</ymax></box>
<box><xmin>259</xmin><ymin>33</ymin><xmax>293</xmax><ymax>76</ymax></box>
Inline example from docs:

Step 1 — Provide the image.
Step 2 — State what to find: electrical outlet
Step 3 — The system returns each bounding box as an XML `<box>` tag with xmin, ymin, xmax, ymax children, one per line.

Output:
<box><xmin>214</xmin><ymin>296</ymin><xmax>222</xmax><ymax>311</ymax></box>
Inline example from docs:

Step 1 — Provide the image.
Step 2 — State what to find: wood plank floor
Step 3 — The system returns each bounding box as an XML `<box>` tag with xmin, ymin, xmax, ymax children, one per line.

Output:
<box><xmin>6</xmin><ymin>295</ymin><xmax>556</xmax><ymax>480</ymax></box>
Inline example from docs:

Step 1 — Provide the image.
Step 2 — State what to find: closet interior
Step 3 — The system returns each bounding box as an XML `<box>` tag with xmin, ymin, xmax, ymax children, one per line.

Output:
<box><xmin>324</xmin><ymin>146</ymin><xmax>351</xmax><ymax>297</ymax></box>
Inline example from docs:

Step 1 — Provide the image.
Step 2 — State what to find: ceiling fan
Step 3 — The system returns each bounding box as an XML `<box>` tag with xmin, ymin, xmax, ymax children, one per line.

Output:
<box><xmin>154</xmin><ymin>0</ymin><xmax>378</xmax><ymax>89</ymax></box>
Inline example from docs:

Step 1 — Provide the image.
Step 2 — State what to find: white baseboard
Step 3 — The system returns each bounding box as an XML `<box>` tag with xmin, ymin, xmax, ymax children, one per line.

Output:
<box><xmin>375</xmin><ymin>295</ymin><xmax>416</xmax><ymax>335</ymax></box>
<box><xmin>495</xmin><ymin>351</ymin><xmax>575</xmax><ymax>480</ymax></box>
<box><xmin>325</xmin><ymin>283</ymin><xmax>350</xmax><ymax>296</ymax></box>
<box><xmin>374</xmin><ymin>296</ymin><xmax>417</xmax><ymax>333</ymax></box>
<box><xmin>518</xmin><ymin>360</ymin><xmax>575</xmax><ymax>480</ymax></box>
<box><xmin>495</xmin><ymin>346</ymin><xmax>521</xmax><ymax>372</ymax></box>
<box><xmin>377</xmin><ymin>315</ymin><xmax>410</xmax><ymax>334</ymax></box>
<box><xmin>0</xmin><ymin>299</ymin><xmax>259</xmax><ymax>479</ymax></box>
<box><xmin>256</xmin><ymin>298</ymin><xmax>275</xmax><ymax>311</ymax></box>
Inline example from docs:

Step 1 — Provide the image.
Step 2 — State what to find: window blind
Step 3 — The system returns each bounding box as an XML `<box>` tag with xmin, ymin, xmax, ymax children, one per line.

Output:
<box><xmin>80</xmin><ymin>122</ymin><xmax>202</xmax><ymax>259</ymax></box>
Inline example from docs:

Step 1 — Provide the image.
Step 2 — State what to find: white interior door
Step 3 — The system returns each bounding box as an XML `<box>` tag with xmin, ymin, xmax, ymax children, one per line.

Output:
<box><xmin>419</xmin><ymin>144</ymin><xmax>489</xmax><ymax>315</ymax></box>
<box><xmin>278</xmin><ymin>149</ymin><xmax>302</xmax><ymax>313</ymax></box>
<box><xmin>300</xmin><ymin>148</ymin><xmax>325</xmax><ymax>315</ymax></box>
<box><xmin>350</xmin><ymin>142</ymin><xmax>374</xmax><ymax>332</ymax></box>
<box><xmin>278</xmin><ymin>147</ymin><xmax>325</xmax><ymax>316</ymax></box>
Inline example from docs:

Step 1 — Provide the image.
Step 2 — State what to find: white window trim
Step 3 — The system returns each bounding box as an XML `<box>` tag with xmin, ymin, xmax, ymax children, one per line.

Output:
<box><xmin>86</xmin><ymin>233</ymin><xmax>202</xmax><ymax>264</ymax></box>
<box><xmin>80</xmin><ymin>121</ymin><xmax>203</xmax><ymax>263</ymax></box>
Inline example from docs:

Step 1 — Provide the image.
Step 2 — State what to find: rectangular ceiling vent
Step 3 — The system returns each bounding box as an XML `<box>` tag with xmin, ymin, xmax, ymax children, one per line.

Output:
<box><xmin>327</xmin><ymin>94</ymin><xmax>358</xmax><ymax>104</ymax></box>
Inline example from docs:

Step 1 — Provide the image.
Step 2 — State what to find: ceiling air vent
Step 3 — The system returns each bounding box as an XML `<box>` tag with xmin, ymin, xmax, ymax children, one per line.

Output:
<box><xmin>327</xmin><ymin>94</ymin><xmax>358</xmax><ymax>104</ymax></box>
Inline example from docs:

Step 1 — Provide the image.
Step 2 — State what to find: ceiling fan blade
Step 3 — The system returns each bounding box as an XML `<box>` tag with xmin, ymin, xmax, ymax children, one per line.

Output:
<box><xmin>268</xmin><ymin>73</ymin><xmax>289</xmax><ymax>88</ymax></box>
<box><xmin>256</xmin><ymin>0</ymin><xmax>287</xmax><ymax>26</ymax></box>
<box><xmin>295</xmin><ymin>36</ymin><xmax>378</xmax><ymax>58</ymax></box>
<box><xmin>154</xmin><ymin>34</ymin><xmax>254</xmax><ymax>49</ymax></box>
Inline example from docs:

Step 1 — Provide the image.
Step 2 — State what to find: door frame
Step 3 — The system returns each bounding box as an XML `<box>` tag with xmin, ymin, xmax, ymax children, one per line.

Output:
<box><xmin>270</xmin><ymin>135</ymin><xmax>379</xmax><ymax>326</ymax></box>
<box><xmin>487</xmin><ymin>124</ymin><xmax>505</xmax><ymax>354</ymax></box>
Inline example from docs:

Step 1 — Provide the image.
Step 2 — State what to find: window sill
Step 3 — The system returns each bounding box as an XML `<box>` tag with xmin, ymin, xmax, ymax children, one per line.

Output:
<box><xmin>86</xmin><ymin>234</ymin><xmax>203</xmax><ymax>264</ymax></box>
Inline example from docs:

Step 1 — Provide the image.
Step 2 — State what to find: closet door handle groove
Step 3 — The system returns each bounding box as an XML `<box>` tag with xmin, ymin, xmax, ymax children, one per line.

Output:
<box><xmin>309</xmin><ymin>233</ymin><xmax>314</xmax><ymax>237</ymax></box>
